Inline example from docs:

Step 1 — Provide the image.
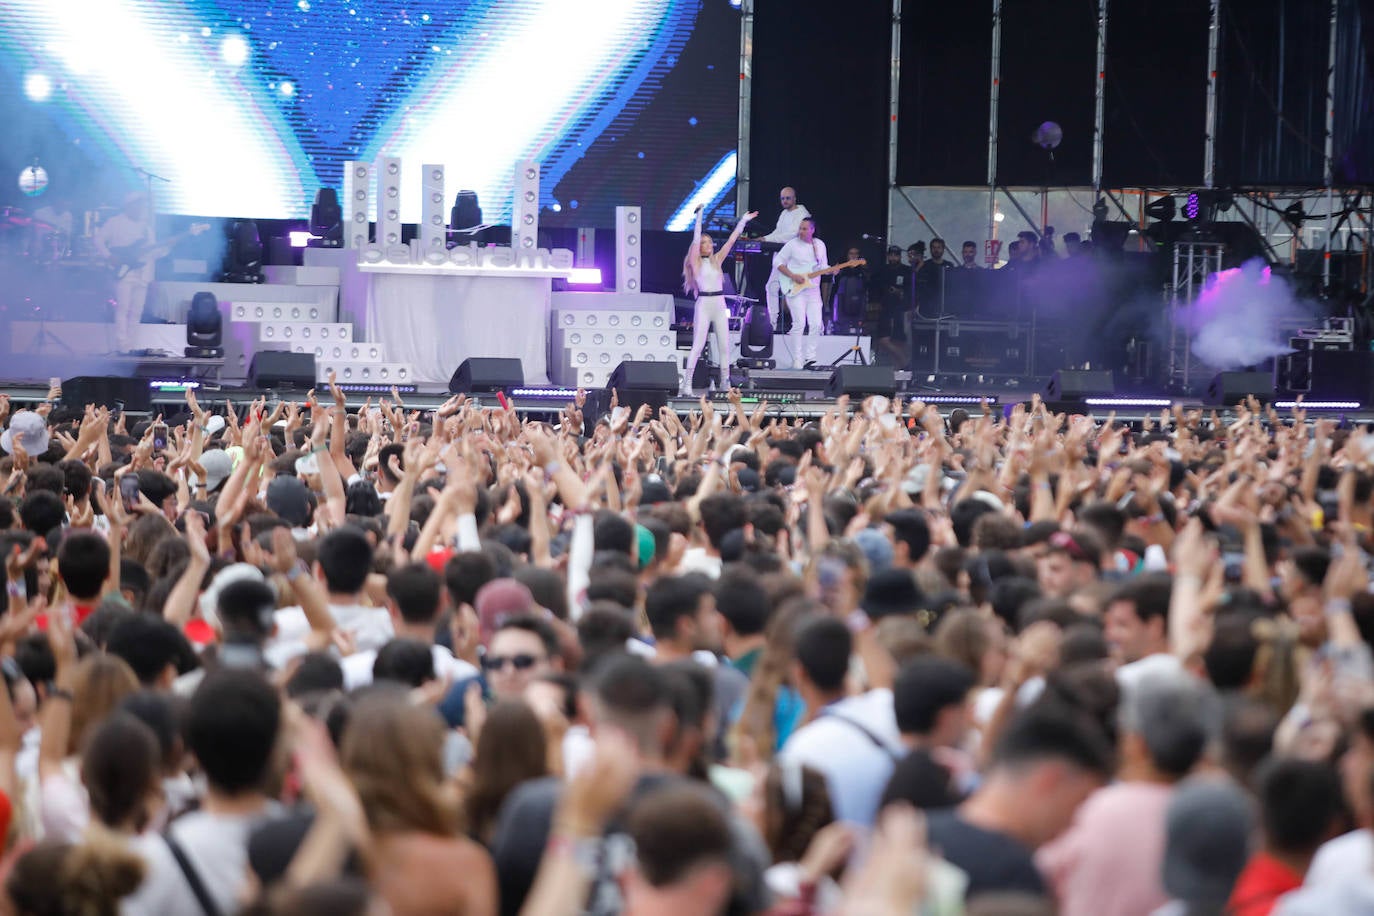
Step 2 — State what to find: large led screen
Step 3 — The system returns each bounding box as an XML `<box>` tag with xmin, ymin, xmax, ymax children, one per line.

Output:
<box><xmin>0</xmin><ymin>0</ymin><xmax>739</xmax><ymax>229</ymax></box>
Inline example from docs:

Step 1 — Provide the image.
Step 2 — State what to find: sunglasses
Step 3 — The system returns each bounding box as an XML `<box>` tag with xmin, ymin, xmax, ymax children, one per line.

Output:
<box><xmin>482</xmin><ymin>653</ymin><xmax>542</xmax><ymax>672</ymax></box>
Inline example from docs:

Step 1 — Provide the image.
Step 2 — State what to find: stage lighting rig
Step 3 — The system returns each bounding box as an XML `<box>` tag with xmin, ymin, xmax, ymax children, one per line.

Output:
<box><xmin>185</xmin><ymin>291</ymin><xmax>223</xmax><ymax>358</ymax></box>
<box><xmin>220</xmin><ymin>220</ymin><xmax>265</xmax><ymax>284</ymax></box>
<box><xmin>308</xmin><ymin>188</ymin><xmax>343</xmax><ymax>247</ymax></box>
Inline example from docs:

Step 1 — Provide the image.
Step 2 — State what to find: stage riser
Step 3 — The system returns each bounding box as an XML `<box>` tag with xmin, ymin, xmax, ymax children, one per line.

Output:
<box><xmin>551</xmin><ymin>310</ymin><xmax>673</xmax><ymax>331</ymax></box>
<box><xmin>553</xmin><ymin>328</ymin><xmax>675</xmax><ymax>352</ymax></box>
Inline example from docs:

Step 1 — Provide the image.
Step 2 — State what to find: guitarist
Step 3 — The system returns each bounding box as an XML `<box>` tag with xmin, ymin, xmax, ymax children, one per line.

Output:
<box><xmin>93</xmin><ymin>192</ymin><xmax>156</xmax><ymax>355</ymax></box>
<box><xmin>776</xmin><ymin>217</ymin><xmax>828</xmax><ymax>369</ymax></box>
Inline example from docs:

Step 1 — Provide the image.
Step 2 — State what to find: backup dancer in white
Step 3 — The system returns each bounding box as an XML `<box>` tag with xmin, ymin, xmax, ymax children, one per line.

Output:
<box><xmin>682</xmin><ymin>204</ymin><xmax>757</xmax><ymax>393</ymax></box>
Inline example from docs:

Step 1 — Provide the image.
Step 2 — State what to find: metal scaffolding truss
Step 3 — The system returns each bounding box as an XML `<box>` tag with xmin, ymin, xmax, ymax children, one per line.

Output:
<box><xmin>1168</xmin><ymin>240</ymin><xmax>1225</xmax><ymax>391</ymax></box>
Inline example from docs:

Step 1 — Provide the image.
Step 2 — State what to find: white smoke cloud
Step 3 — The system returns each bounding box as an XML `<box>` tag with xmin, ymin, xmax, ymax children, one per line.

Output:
<box><xmin>1187</xmin><ymin>258</ymin><xmax>1313</xmax><ymax>370</ymax></box>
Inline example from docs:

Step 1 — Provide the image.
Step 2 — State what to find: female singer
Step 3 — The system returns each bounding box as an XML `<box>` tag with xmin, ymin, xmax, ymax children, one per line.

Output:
<box><xmin>682</xmin><ymin>204</ymin><xmax>757</xmax><ymax>393</ymax></box>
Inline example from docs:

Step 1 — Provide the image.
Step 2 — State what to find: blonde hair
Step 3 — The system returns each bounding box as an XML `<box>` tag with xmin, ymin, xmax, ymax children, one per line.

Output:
<box><xmin>682</xmin><ymin>238</ymin><xmax>711</xmax><ymax>297</ymax></box>
<box><xmin>68</xmin><ymin>655</ymin><xmax>140</xmax><ymax>757</ymax></box>
<box><xmin>342</xmin><ymin>692</ymin><xmax>461</xmax><ymax>836</ymax></box>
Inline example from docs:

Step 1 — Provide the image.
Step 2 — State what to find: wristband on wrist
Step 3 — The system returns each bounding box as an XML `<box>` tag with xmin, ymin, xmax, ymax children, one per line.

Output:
<box><xmin>1325</xmin><ymin>597</ymin><xmax>1353</xmax><ymax>618</ymax></box>
<box><xmin>6</xmin><ymin>581</ymin><xmax>24</xmax><ymax>599</ymax></box>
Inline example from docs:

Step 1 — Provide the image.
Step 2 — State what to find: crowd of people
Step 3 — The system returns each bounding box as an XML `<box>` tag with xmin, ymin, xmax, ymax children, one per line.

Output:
<box><xmin>0</xmin><ymin>376</ymin><xmax>1370</xmax><ymax>915</ymax></box>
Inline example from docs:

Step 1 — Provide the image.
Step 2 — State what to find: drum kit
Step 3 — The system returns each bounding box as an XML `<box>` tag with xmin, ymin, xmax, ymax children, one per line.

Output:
<box><xmin>0</xmin><ymin>204</ymin><xmax>117</xmax><ymax>326</ymax></box>
<box><xmin>0</xmin><ymin>203</ymin><xmax>114</xmax><ymax>266</ymax></box>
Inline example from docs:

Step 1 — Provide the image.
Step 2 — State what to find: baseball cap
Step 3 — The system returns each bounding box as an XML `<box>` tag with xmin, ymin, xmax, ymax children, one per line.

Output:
<box><xmin>199</xmin><ymin>449</ymin><xmax>233</xmax><ymax>492</ymax></box>
<box><xmin>852</xmin><ymin>528</ymin><xmax>894</xmax><ymax>573</ymax></box>
<box><xmin>1</xmin><ymin>411</ymin><xmax>50</xmax><ymax>457</ymax></box>
<box><xmin>265</xmin><ymin>476</ymin><xmax>312</xmax><ymax>528</ymax></box>
<box><xmin>1162</xmin><ymin>778</ymin><xmax>1254</xmax><ymax>905</ymax></box>
<box><xmin>475</xmin><ymin>578</ymin><xmax>536</xmax><ymax>641</ymax></box>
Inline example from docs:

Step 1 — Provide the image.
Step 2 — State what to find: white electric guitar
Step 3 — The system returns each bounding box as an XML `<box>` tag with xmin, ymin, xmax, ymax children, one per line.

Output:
<box><xmin>778</xmin><ymin>258</ymin><xmax>866</xmax><ymax>296</ymax></box>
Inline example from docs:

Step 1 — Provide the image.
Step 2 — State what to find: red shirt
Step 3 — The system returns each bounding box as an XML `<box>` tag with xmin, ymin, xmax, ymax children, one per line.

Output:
<box><xmin>35</xmin><ymin>602</ymin><xmax>97</xmax><ymax>632</ymax></box>
<box><xmin>1228</xmin><ymin>852</ymin><xmax>1303</xmax><ymax>916</ymax></box>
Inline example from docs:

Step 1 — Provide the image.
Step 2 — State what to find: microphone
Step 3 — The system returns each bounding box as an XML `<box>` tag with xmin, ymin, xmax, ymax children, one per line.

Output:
<box><xmin>861</xmin><ymin>233</ymin><xmax>884</xmax><ymax>240</ymax></box>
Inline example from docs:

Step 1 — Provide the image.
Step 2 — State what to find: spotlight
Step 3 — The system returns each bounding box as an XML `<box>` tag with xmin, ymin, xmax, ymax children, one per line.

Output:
<box><xmin>450</xmin><ymin>190</ymin><xmax>487</xmax><ymax>244</ymax></box>
<box><xmin>1283</xmin><ymin>202</ymin><xmax>1305</xmax><ymax>228</ymax></box>
<box><xmin>185</xmin><ymin>292</ymin><xmax>224</xmax><ymax>358</ymax></box>
<box><xmin>220</xmin><ymin>220</ymin><xmax>264</xmax><ymax>283</ymax></box>
<box><xmin>308</xmin><ymin>188</ymin><xmax>343</xmax><ymax>247</ymax></box>
<box><xmin>1144</xmin><ymin>195</ymin><xmax>1176</xmax><ymax>223</ymax></box>
<box><xmin>1184</xmin><ymin>192</ymin><xmax>1201</xmax><ymax>221</ymax></box>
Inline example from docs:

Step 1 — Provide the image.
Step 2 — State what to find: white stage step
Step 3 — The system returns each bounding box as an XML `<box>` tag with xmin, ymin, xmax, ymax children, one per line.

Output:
<box><xmin>230</xmin><ymin>301</ymin><xmax>337</xmax><ymax>323</ymax></box>
<box><xmin>552</xmin><ymin>309</ymin><xmax>672</xmax><ymax>331</ymax></box>
<box><xmin>553</xmin><ymin>327</ymin><xmax>676</xmax><ymax>352</ymax></box>
<box><xmin>287</xmin><ymin>341</ymin><xmax>389</xmax><ymax>362</ymax></box>
<box><xmin>553</xmin><ymin>347</ymin><xmax>677</xmax><ymax>388</ymax></box>
<box><xmin>315</xmin><ymin>360</ymin><xmax>415</xmax><ymax>384</ymax></box>
<box><xmin>254</xmin><ymin>323</ymin><xmax>356</xmax><ymax>345</ymax></box>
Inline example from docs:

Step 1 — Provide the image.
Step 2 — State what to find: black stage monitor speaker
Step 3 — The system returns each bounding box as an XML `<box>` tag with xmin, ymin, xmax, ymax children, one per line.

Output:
<box><xmin>608</xmin><ymin>360</ymin><xmax>678</xmax><ymax>414</ymax></box>
<box><xmin>825</xmin><ymin>364</ymin><xmax>896</xmax><ymax>398</ymax></box>
<box><xmin>449</xmin><ymin>357</ymin><xmax>524</xmax><ymax>394</ymax></box>
<box><xmin>1206</xmin><ymin>371</ymin><xmax>1273</xmax><ymax>407</ymax></box>
<box><xmin>609</xmin><ymin>360</ymin><xmax>678</xmax><ymax>392</ymax></box>
<box><xmin>1045</xmin><ymin>370</ymin><xmax>1114</xmax><ymax>402</ymax></box>
<box><xmin>63</xmin><ymin>376</ymin><xmax>151</xmax><ymax>413</ymax></box>
<box><xmin>248</xmin><ymin>351</ymin><xmax>316</xmax><ymax>390</ymax></box>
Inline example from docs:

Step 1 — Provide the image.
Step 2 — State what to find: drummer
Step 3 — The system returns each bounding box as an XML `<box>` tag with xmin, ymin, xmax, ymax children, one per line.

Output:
<box><xmin>32</xmin><ymin>195</ymin><xmax>75</xmax><ymax>238</ymax></box>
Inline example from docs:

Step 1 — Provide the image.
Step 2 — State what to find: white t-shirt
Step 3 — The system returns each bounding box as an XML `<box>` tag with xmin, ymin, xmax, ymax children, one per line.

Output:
<box><xmin>777</xmin><ymin>236</ymin><xmax>829</xmax><ymax>287</ymax></box>
<box><xmin>763</xmin><ymin>204</ymin><xmax>813</xmax><ymax>243</ymax></box>
<box><xmin>777</xmin><ymin>688</ymin><xmax>901</xmax><ymax>828</ymax></box>
<box><xmin>1115</xmin><ymin>653</ymin><xmax>1183</xmax><ymax>695</ymax></box>
<box><xmin>1305</xmin><ymin>829</ymin><xmax>1373</xmax><ymax>887</ymax></box>
<box><xmin>677</xmin><ymin>547</ymin><xmax>723</xmax><ymax>579</ymax></box>
<box><xmin>267</xmin><ymin>602</ymin><xmax>394</xmax><ymax>667</ymax></box>
<box><xmin>341</xmin><ymin>643</ymin><xmax>479</xmax><ymax>690</ymax></box>
<box><xmin>124</xmin><ymin>806</ymin><xmax>277</xmax><ymax>915</ymax></box>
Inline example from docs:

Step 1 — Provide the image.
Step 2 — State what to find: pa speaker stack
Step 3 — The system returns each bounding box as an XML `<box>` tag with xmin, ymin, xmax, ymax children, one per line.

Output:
<box><xmin>1044</xmin><ymin>370</ymin><xmax>1114</xmax><ymax>403</ymax></box>
<box><xmin>608</xmin><ymin>360</ymin><xmax>677</xmax><ymax>412</ymax></box>
<box><xmin>63</xmin><ymin>377</ymin><xmax>151</xmax><ymax>412</ymax></box>
<box><xmin>448</xmin><ymin>358</ymin><xmax>525</xmax><ymax>394</ymax></box>
<box><xmin>825</xmin><ymin>365</ymin><xmax>896</xmax><ymax>398</ymax></box>
<box><xmin>248</xmin><ymin>352</ymin><xmax>316</xmax><ymax>390</ymax></box>
<box><xmin>1205</xmin><ymin>371</ymin><xmax>1273</xmax><ymax>407</ymax></box>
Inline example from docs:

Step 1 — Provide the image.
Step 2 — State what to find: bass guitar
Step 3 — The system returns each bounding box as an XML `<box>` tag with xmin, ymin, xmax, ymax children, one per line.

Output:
<box><xmin>778</xmin><ymin>258</ymin><xmax>866</xmax><ymax>296</ymax></box>
<box><xmin>108</xmin><ymin>223</ymin><xmax>211</xmax><ymax>279</ymax></box>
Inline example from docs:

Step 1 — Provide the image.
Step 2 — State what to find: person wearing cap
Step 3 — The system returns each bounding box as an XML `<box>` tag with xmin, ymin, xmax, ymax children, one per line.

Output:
<box><xmin>265</xmin><ymin>475</ymin><xmax>314</xmax><ymax>537</ymax></box>
<box><xmin>194</xmin><ymin>446</ymin><xmax>233</xmax><ymax>498</ymax></box>
<box><xmin>1153</xmin><ymin>778</ymin><xmax>1256</xmax><ymax>915</ymax></box>
<box><xmin>93</xmin><ymin>192</ymin><xmax>156</xmax><ymax>354</ymax></box>
<box><xmin>1038</xmin><ymin>670</ymin><xmax>1221</xmax><ymax>916</ymax></box>
<box><xmin>1</xmin><ymin>411</ymin><xmax>50</xmax><ymax>460</ymax></box>
<box><xmin>871</xmin><ymin>245</ymin><xmax>912</xmax><ymax>367</ymax></box>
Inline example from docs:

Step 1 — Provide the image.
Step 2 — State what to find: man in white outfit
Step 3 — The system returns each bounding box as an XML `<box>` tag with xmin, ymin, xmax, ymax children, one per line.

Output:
<box><xmin>94</xmin><ymin>192</ymin><xmax>156</xmax><ymax>354</ymax></box>
<box><xmin>776</xmin><ymin>217</ymin><xmax>828</xmax><ymax>369</ymax></box>
<box><xmin>762</xmin><ymin>187</ymin><xmax>811</xmax><ymax>327</ymax></box>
